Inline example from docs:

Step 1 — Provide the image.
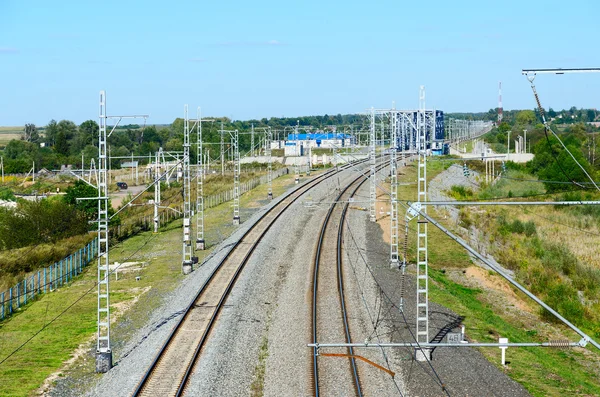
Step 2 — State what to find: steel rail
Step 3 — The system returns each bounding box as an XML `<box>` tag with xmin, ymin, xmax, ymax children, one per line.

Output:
<box><xmin>132</xmin><ymin>159</ymin><xmax>368</xmax><ymax>397</ymax></box>
<box><xmin>312</xmin><ymin>161</ymin><xmax>387</xmax><ymax>397</ymax></box>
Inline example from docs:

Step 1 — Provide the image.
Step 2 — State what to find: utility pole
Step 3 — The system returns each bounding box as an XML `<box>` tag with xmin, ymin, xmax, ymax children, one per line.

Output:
<box><xmin>266</xmin><ymin>127</ymin><xmax>273</xmax><ymax>199</ymax></box>
<box><xmin>369</xmin><ymin>107</ymin><xmax>376</xmax><ymax>222</ymax></box>
<box><xmin>415</xmin><ymin>86</ymin><xmax>430</xmax><ymax>360</ymax></box>
<box><xmin>232</xmin><ymin>129</ymin><xmax>241</xmax><ymax>225</ymax></box>
<box><xmin>182</xmin><ymin>105</ymin><xmax>193</xmax><ymax>275</ymax></box>
<box><xmin>390</xmin><ymin>111</ymin><xmax>398</xmax><ymax>268</ymax></box>
<box><xmin>294</xmin><ymin>121</ymin><xmax>300</xmax><ymax>184</ymax></box>
<box><xmin>306</xmin><ymin>135</ymin><xmax>311</xmax><ymax>176</ymax></box>
<box><xmin>196</xmin><ymin>107</ymin><xmax>205</xmax><ymax>250</ymax></box>
<box><xmin>220</xmin><ymin>121</ymin><xmax>225</xmax><ymax>176</ymax></box>
<box><xmin>251</xmin><ymin>123</ymin><xmax>255</xmax><ymax>157</ymax></box>
<box><xmin>95</xmin><ymin>91</ymin><xmax>147</xmax><ymax>373</ymax></box>
<box><xmin>153</xmin><ymin>148</ymin><xmax>161</xmax><ymax>233</ymax></box>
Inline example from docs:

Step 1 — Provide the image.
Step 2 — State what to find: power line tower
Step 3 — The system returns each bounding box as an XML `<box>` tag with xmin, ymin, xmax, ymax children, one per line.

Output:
<box><xmin>220</xmin><ymin>121</ymin><xmax>225</xmax><ymax>176</ymax></box>
<box><xmin>390</xmin><ymin>110</ymin><xmax>399</xmax><ymax>268</ymax></box>
<box><xmin>369</xmin><ymin>107</ymin><xmax>376</xmax><ymax>222</ymax></box>
<box><xmin>266</xmin><ymin>127</ymin><xmax>273</xmax><ymax>200</ymax></box>
<box><xmin>153</xmin><ymin>148</ymin><xmax>163</xmax><ymax>233</ymax></box>
<box><xmin>96</xmin><ymin>91</ymin><xmax>147</xmax><ymax>373</ymax></box>
<box><xmin>305</xmin><ymin>132</ymin><xmax>311</xmax><ymax>176</ymax></box>
<box><xmin>415</xmin><ymin>86</ymin><xmax>430</xmax><ymax>360</ymax></box>
<box><xmin>294</xmin><ymin>122</ymin><xmax>300</xmax><ymax>184</ymax></box>
<box><xmin>196</xmin><ymin>107</ymin><xmax>205</xmax><ymax>250</ymax></box>
<box><xmin>182</xmin><ymin>105</ymin><xmax>193</xmax><ymax>275</ymax></box>
<box><xmin>232</xmin><ymin>129</ymin><xmax>241</xmax><ymax>225</ymax></box>
<box><xmin>251</xmin><ymin>124</ymin><xmax>255</xmax><ymax>157</ymax></box>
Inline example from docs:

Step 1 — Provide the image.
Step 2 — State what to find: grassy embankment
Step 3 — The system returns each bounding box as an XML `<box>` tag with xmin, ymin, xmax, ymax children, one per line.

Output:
<box><xmin>396</xmin><ymin>159</ymin><xmax>600</xmax><ymax>397</ymax></box>
<box><xmin>0</xmin><ymin>172</ymin><xmax>299</xmax><ymax>397</ymax></box>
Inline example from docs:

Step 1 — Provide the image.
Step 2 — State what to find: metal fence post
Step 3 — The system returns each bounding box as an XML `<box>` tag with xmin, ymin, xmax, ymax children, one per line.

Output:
<box><xmin>1</xmin><ymin>292</ymin><xmax>4</xmax><ymax>320</ymax></box>
<box><xmin>16</xmin><ymin>283</ymin><xmax>20</xmax><ymax>308</ymax></box>
<box><xmin>9</xmin><ymin>288</ymin><xmax>12</xmax><ymax>314</ymax></box>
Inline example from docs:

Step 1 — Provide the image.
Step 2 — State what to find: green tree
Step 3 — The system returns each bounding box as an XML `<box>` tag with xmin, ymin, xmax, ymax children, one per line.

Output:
<box><xmin>45</xmin><ymin>119</ymin><xmax>59</xmax><ymax>146</ymax></box>
<box><xmin>532</xmin><ymin>136</ymin><xmax>596</xmax><ymax>192</ymax></box>
<box><xmin>64</xmin><ymin>180</ymin><xmax>99</xmax><ymax>222</ymax></box>
<box><xmin>516</xmin><ymin>110</ymin><xmax>536</xmax><ymax>125</ymax></box>
<box><xmin>57</xmin><ymin>120</ymin><xmax>78</xmax><ymax>140</ymax></box>
<box><xmin>23</xmin><ymin>123</ymin><xmax>40</xmax><ymax>143</ymax></box>
<box><xmin>54</xmin><ymin>130</ymin><xmax>70</xmax><ymax>156</ymax></box>
<box><xmin>0</xmin><ymin>199</ymin><xmax>88</xmax><ymax>250</ymax></box>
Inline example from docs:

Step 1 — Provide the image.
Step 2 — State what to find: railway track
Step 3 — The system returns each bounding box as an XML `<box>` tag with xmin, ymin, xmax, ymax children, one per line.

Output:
<box><xmin>132</xmin><ymin>160</ymin><xmax>369</xmax><ymax>397</ymax></box>
<box><xmin>310</xmin><ymin>161</ymin><xmax>387</xmax><ymax>397</ymax></box>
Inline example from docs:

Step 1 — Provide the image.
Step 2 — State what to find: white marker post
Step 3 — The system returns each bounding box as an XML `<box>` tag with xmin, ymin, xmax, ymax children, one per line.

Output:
<box><xmin>499</xmin><ymin>337</ymin><xmax>508</xmax><ymax>366</ymax></box>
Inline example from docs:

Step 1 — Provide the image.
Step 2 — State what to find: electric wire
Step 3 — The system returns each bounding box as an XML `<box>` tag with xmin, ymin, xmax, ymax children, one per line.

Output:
<box><xmin>0</xmin><ymin>189</ymin><xmax>186</xmax><ymax>363</ymax></box>
<box><xmin>342</xmin><ymin>213</ymin><xmax>451</xmax><ymax>396</ymax></box>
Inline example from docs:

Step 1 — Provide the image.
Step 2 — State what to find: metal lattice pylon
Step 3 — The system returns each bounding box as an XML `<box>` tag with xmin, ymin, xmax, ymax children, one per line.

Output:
<box><xmin>390</xmin><ymin>111</ymin><xmax>399</xmax><ymax>268</ymax></box>
<box><xmin>369</xmin><ymin>107</ymin><xmax>376</xmax><ymax>222</ymax></box>
<box><xmin>232</xmin><ymin>130</ymin><xmax>240</xmax><ymax>225</ymax></box>
<box><xmin>153</xmin><ymin>148</ymin><xmax>162</xmax><ymax>233</ymax></box>
<box><xmin>96</xmin><ymin>91</ymin><xmax>112</xmax><ymax>372</ymax></box>
<box><xmin>182</xmin><ymin>105</ymin><xmax>193</xmax><ymax>274</ymax></box>
<box><xmin>266</xmin><ymin>127</ymin><xmax>273</xmax><ymax>199</ymax></box>
<box><xmin>416</xmin><ymin>86</ymin><xmax>429</xmax><ymax>351</ymax></box>
<box><xmin>196</xmin><ymin>107</ymin><xmax>205</xmax><ymax>250</ymax></box>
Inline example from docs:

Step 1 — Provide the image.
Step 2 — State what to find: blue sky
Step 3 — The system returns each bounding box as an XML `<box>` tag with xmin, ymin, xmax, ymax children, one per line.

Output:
<box><xmin>1</xmin><ymin>0</ymin><xmax>599</xmax><ymax>125</ymax></box>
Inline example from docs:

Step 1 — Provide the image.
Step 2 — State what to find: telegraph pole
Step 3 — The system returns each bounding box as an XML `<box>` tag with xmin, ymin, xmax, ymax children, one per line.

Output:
<box><xmin>182</xmin><ymin>105</ymin><xmax>193</xmax><ymax>275</ymax></box>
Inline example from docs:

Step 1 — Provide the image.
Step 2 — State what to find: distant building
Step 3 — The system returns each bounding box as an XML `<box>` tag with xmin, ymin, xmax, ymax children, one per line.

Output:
<box><xmin>120</xmin><ymin>161</ymin><xmax>139</xmax><ymax>168</ymax></box>
<box><xmin>283</xmin><ymin>133</ymin><xmax>354</xmax><ymax>156</ymax></box>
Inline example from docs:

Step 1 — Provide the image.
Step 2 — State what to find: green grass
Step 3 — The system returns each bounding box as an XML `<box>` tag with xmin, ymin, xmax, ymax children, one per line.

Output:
<box><xmin>0</xmin><ymin>172</ymin><xmax>299</xmax><ymax>396</ymax></box>
<box><xmin>395</xmin><ymin>159</ymin><xmax>600</xmax><ymax>396</ymax></box>
<box><xmin>429</xmin><ymin>268</ymin><xmax>600</xmax><ymax>397</ymax></box>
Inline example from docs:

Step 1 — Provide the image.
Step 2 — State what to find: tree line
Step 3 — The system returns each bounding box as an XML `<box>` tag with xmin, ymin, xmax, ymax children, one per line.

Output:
<box><xmin>483</xmin><ymin>109</ymin><xmax>600</xmax><ymax>192</ymax></box>
<box><xmin>2</xmin><ymin>108</ymin><xmax>597</xmax><ymax>174</ymax></box>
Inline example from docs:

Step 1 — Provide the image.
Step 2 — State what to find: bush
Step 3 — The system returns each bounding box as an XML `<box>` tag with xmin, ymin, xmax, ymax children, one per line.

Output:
<box><xmin>541</xmin><ymin>282</ymin><xmax>585</xmax><ymax>323</ymax></box>
<box><xmin>449</xmin><ymin>185</ymin><xmax>474</xmax><ymax>199</ymax></box>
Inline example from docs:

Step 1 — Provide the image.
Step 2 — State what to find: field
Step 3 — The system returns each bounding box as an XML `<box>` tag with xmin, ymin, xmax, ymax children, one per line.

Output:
<box><xmin>0</xmin><ymin>172</ymin><xmax>298</xmax><ymax>396</ymax></box>
<box><xmin>0</xmin><ymin>126</ymin><xmax>23</xmax><ymax>147</ymax></box>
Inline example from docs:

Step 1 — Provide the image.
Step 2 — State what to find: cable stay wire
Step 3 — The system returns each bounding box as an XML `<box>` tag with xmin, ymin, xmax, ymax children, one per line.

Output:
<box><xmin>526</xmin><ymin>75</ymin><xmax>600</xmax><ymax>192</ymax></box>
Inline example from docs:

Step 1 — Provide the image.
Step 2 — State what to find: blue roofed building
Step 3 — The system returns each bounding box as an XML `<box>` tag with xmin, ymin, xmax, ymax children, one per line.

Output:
<box><xmin>283</xmin><ymin>132</ymin><xmax>354</xmax><ymax>155</ymax></box>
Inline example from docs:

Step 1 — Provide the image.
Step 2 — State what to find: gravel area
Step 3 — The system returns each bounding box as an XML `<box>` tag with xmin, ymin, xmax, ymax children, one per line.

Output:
<box><xmin>343</xmin><ymin>163</ymin><xmax>531</xmax><ymax>397</ymax></box>
<box><xmin>184</xmin><ymin>164</ymin><xmax>374</xmax><ymax>396</ymax></box>
<box><xmin>70</xmin><ymin>161</ymin><xmax>531</xmax><ymax>397</ymax></box>
<box><xmin>80</xmin><ymin>178</ymin><xmax>305</xmax><ymax>397</ymax></box>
